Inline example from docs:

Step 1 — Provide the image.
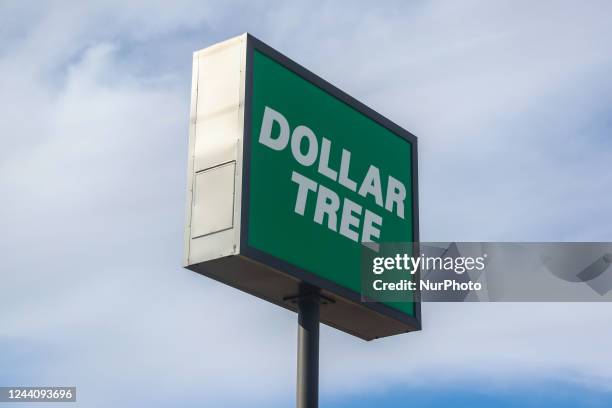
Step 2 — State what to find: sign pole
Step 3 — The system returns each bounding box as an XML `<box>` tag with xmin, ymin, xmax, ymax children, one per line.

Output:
<box><xmin>296</xmin><ymin>290</ymin><xmax>320</xmax><ymax>408</ymax></box>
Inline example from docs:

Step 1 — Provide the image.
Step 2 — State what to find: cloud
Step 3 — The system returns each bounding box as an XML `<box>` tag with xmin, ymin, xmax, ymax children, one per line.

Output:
<box><xmin>320</xmin><ymin>302</ymin><xmax>612</xmax><ymax>396</ymax></box>
<box><xmin>1</xmin><ymin>1</ymin><xmax>612</xmax><ymax>407</ymax></box>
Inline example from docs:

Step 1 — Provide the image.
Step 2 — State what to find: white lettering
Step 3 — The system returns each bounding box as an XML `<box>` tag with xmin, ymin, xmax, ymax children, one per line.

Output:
<box><xmin>259</xmin><ymin>106</ymin><xmax>289</xmax><ymax>151</ymax></box>
<box><xmin>291</xmin><ymin>171</ymin><xmax>317</xmax><ymax>215</ymax></box>
<box><xmin>314</xmin><ymin>184</ymin><xmax>340</xmax><ymax>231</ymax></box>
<box><xmin>385</xmin><ymin>176</ymin><xmax>406</xmax><ymax>219</ymax></box>
<box><xmin>291</xmin><ymin>125</ymin><xmax>318</xmax><ymax>166</ymax></box>
<box><xmin>358</xmin><ymin>165</ymin><xmax>383</xmax><ymax>206</ymax></box>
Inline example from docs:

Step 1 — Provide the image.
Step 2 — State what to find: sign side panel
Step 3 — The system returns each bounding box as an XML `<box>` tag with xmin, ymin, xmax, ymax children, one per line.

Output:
<box><xmin>183</xmin><ymin>53</ymin><xmax>199</xmax><ymax>266</ymax></box>
<box><xmin>233</xmin><ymin>34</ymin><xmax>247</xmax><ymax>254</ymax></box>
<box><xmin>186</xmin><ymin>36</ymin><xmax>246</xmax><ymax>265</ymax></box>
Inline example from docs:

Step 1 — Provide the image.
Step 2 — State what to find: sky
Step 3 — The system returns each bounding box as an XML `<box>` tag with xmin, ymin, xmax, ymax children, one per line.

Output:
<box><xmin>1</xmin><ymin>0</ymin><xmax>612</xmax><ymax>407</ymax></box>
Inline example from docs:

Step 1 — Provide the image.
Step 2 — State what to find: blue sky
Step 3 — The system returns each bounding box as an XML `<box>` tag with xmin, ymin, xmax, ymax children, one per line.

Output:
<box><xmin>1</xmin><ymin>1</ymin><xmax>612</xmax><ymax>407</ymax></box>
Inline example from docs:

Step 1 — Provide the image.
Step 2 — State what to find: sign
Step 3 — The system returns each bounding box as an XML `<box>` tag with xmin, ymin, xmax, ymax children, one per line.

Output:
<box><xmin>184</xmin><ymin>34</ymin><xmax>420</xmax><ymax>340</ymax></box>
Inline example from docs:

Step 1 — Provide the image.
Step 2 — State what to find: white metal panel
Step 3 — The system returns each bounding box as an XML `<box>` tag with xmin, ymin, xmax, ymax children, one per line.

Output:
<box><xmin>196</xmin><ymin>41</ymin><xmax>241</xmax><ymax>116</ymax></box>
<box><xmin>194</xmin><ymin>109</ymin><xmax>241</xmax><ymax>172</ymax></box>
<box><xmin>191</xmin><ymin>162</ymin><xmax>236</xmax><ymax>239</ymax></box>
<box><xmin>193</xmin><ymin>37</ymin><xmax>243</xmax><ymax>172</ymax></box>
<box><xmin>185</xmin><ymin>33</ymin><xmax>247</xmax><ymax>266</ymax></box>
<box><xmin>232</xmin><ymin>34</ymin><xmax>247</xmax><ymax>256</ymax></box>
<box><xmin>183</xmin><ymin>51</ymin><xmax>200</xmax><ymax>266</ymax></box>
<box><xmin>188</xmin><ymin>229</ymin><xmax>237</xmax><ymax>263</ymax></box>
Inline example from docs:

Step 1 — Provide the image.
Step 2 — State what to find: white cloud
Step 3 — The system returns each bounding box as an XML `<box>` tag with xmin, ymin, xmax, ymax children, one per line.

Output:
<box><xmin>1</xmin><ymin>1</ymin><xmax>612</xmax><ymax>407</ymax></box>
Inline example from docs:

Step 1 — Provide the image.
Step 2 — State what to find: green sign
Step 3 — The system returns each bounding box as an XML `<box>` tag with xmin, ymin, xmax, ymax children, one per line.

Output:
<box><xmin>248</xmin><ymin>50</ymin><xmax>416</xmax><ymax>317</ymax></box>
<box><xmin>185</xmin><ymin>34</ymin><xmax>419</xmax><ymax>340</ymax></box>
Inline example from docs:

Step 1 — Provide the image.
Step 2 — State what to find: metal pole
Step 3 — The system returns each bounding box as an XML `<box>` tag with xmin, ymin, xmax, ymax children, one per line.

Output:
<box><xmin>297</xmin><ymin>292</ymin><xmax>320</xmax><ymax>408</ymax></box>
